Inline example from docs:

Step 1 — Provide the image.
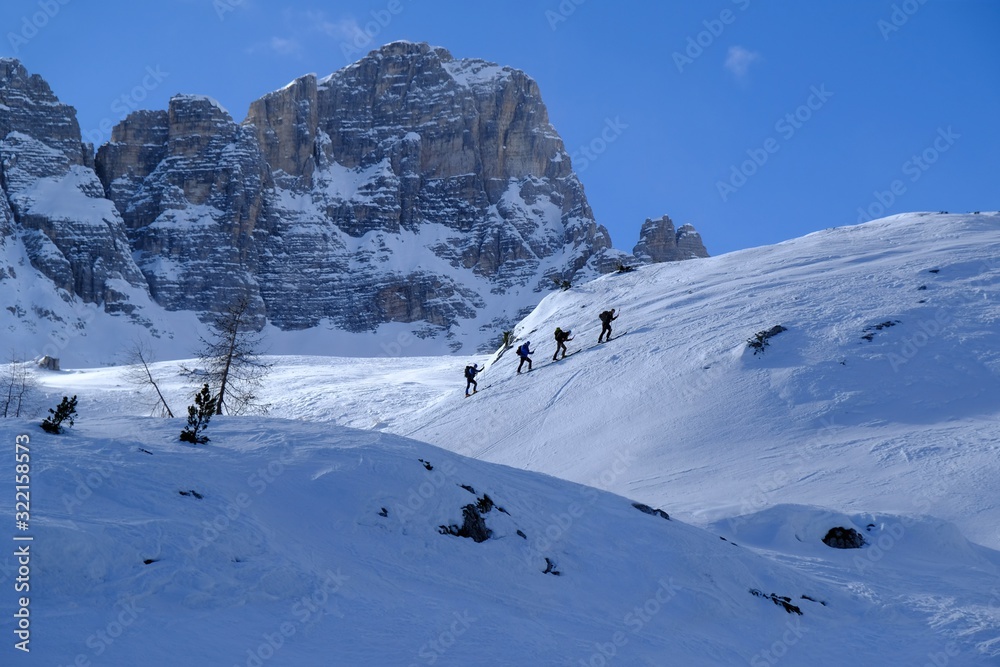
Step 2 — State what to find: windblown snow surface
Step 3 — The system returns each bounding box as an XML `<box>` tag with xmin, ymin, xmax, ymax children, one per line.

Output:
<box><xmin>3</xmin><ymin>212</ymin><xmax>1000</xmax><ymax>665</ymax></box>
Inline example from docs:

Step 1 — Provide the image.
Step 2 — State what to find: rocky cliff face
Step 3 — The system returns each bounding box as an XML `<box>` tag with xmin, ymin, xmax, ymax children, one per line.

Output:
<box><xmin>632</xmin><ymin>215</ymin><xmax>709</xmax><ymax>263</ymax></box>
<box><xmin>2</xmin><ymin>45</ymin><xmax>708</xmax><ymax>356</ymax></box>
<box><xmin>0</xmin><ymin>58</ymin><xmax>147</xmax><ymax>313</ymax></box>
<box><xmin>98</xmin><ymin>42</ymin><xmax>623</xmax><ymax>342</ymax></box>
<box><xmin>96</xmin><ymin>96</ymin><xmax>270</xmax><ymax>323</ymax></box>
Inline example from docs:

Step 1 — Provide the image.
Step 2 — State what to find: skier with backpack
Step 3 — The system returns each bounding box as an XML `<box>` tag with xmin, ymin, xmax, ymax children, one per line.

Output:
<box><xmin>464</xmin><ymin>363</ymin><xmax>483</xmax><ymax>396</ymax></box>
<box><xmin>598</xmin><ymin>308</ymin><xmax>619</xmax><ymax>343</ymax></box>
<box><xmin>553</xmin><ymin>327</ymin><xmax>574</xmax><ymax>361</ymax></box>
<box><xmin>516</xmin><ymin>341</ymin><xmax>534</xmax><ymax>374</ymax></box>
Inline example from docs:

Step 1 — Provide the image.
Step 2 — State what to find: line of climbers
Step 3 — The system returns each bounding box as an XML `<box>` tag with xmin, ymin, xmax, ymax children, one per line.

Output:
<box><xmin>464</xmin><ymin>308</ymin><xmax>620</xmax><ymax>395</ymax></box>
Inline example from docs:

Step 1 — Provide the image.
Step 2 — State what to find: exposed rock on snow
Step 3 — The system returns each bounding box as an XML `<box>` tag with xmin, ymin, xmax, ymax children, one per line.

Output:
<box><xmin>36</xmin><ymin>355</ymin><xmax>59</xmax><ymax>371</ymax></box>
<box><xmin>439</xmin><ymin>503</ymin><xmax>493</xmax><ymax>543</ymax></box>
<box><xmin>747</xmin><ymin>324</ymin><xmax>787</xmax><ymax>355</ymax></box>
<box><xmin>748</xmin><ymin>588</ymin><xmax>804</xmax><ymax>615</ymax></box>
<box><xmin>632</xmin><ymin>502</ymin><xmax>671</xmax><ymax>520</ymax></box>
<box><xmin>822</xmin><ymin>526</ymin><xmax>866</xmax><ymax>549</ymax></box>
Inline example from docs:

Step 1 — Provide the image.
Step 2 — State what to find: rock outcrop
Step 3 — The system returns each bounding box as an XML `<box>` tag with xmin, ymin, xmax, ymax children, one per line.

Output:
<box><xmin>821</xmin><ymin>527</ymin><xmax>866</xmax><ymax>549</ymax></box>
<box><xmin>2</xmin><ymin>45</ymin><xmax>709</xmax><ymax>354</ymax></box>
<box><xmin>632</xmin><ymin>215</ymin><xmax>709</xmax><ymax>263</ymax></box>
<box><xmin>96</xmin><ymin>95</ymin><xmax>270</xmax><ymax>323</ymax></box>
<box><xmin>0</xmin><ymin>58</ymin><xmax>147</xmax><ymax>311</ymax></box>
<box><xmin>97</xmin><ymin>42</ymin><xmax>625</xmax><ymax>341</ymax></box>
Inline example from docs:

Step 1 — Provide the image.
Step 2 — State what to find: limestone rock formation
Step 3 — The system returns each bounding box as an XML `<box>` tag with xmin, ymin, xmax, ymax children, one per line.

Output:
<box><xmin>0</xmin><ymin>58</ymin><xmax>147</xmax><ymax>311</ymax></box>
<box><xmin>96</xmin><ymin>95</ymin><xmax>270</xmax><ymax>323</ymax></box>
<box><xmin>97</xmin><ymin>42</ymin><xmax>626</xmax><ymax>342</ymax></box>
<box><xmin>632</xmin><ymin>215</ymin><xmax>709</xmax><ymax>263</ymax></box>
<box><xmin>2</xmin><ymin>45</ymin><xmax>709</xmax><ymax>355</ymax></box>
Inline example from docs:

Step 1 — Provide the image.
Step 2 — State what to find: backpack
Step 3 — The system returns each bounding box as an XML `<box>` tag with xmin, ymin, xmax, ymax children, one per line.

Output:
<box><xmin>599</xmin><ymin>310</ymin><xmax>611</xmax><ymax>324</ymax></box>
<box><xmin>464</xmin><ymin>365</ymin><xmax>475</xmax><ymax>380</ymax></box>
<box><xmin>554</xmin><ymin>327</ymin><xmax>563</xmax><ymax>340</ymax></box>
<box><xmin>517</xmin><ymin>343</ymin><xmax>529</xmax><ymax>357</ymax></box>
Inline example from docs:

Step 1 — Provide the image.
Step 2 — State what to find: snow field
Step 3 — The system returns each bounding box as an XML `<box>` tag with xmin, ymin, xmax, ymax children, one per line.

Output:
<box><xmin>5</xmin><ymin>212</ymin><xmax>1000</xmax><ymax>663</ymax></box>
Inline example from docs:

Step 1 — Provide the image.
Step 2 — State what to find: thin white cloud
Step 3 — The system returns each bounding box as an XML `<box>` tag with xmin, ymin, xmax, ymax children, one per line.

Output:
<box><xmin>724</xmin><ymin>46</ymin><xmax>761</xmax><ymax>79</ymax></box>
<box><xmin>305</xmin><ymin>12</ymin><xmax>362</xmax><ymax>41</ymax></box>
<box><xmin>268</xmin><ymin>37</ymin><xmax>302</xmax><ymax>56</ymax></box>
<box><xmin>246</xmin><ymin>10</ymin><xmax>365</xmax><ymax>60</ymax></box>
<box><xmin>246</xmin><ymin>36</ymin><xmax>303</xmax><ymax>58</ymax></box>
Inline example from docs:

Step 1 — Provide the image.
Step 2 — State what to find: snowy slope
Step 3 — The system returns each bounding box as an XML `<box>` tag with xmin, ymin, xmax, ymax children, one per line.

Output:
<box><xmin>396</xmin><ymin>212</ymin><xmax>1000</xmax><ymax>550</ymax></box>
<box><xmin>8</xmin><ymin>212</ymin><xmax>1000</xmax><ymax>663</ymax></box>
<box><xmin>62</xmin><ymin>213</ymin><xmax>997</xmax><ymax>549</ymax></box>
<box><xmin>0</xmin><ymin>416</ymin><xmax>997</xmax><ymax>665</ymax></box>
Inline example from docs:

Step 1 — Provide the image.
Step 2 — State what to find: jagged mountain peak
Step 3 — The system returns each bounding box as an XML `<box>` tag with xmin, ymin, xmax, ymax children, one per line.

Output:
<box><xmin>633</xmin><ymin>214</ymin><xmax>709</xmax><ymax>263</ymax></box>
<box><xmin>169</xmin><ymin>93</ymin><xmax>232</xmax><ymax>117</ymax></box>
<box><xmin>98</xmin><ymin>41</ymin><xmax>624</xmax><ymax>345</ymax></box>
<box><xmin>339</xmin><ymin>40</ymin><xmax>519</xmax><ymax>91</ymax></box>
<box><xmin>0</xmin><ymin>58</ymin><xmax>86</xmax><ymax>166</ymax></box>
<box><xmin>0</xmin><ymin>57</ymin><xmax>52</xmax><ymax>92</ymax></box>
<box><xmin>0</xmin><ymin>59</ymin><xmax>149</xmax><ymax>317</ymax></box>
<box><xmin>2</xmin><ymin>45</ymin><xmax>707</xmax><ymax>360</ymax></box>
<box><xmin>351</xmin><ymin>39</ymin><xmax>454</xmax><ymax>63</ymax></box>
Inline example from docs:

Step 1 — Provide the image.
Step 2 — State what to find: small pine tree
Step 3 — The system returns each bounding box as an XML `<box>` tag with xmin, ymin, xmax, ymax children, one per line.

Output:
<box><xmin>40</xmin><ymin>395</ymin><xmax>78</xmax><ymax>434</ymax></box>
<box><xmin>180</xmin><ymin>384</ymin><xmax>217</xmax><ymax>445</ymax></box>
<box><xmin>501</xmin><ymin>330</ymin><xmax>514</xmax><ymax>349</ymax></box>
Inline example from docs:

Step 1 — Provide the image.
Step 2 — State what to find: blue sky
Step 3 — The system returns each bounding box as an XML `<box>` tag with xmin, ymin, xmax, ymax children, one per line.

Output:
<box><xmin>2</xmin><ymin>0</ymin><xmax>997</xmax><ymax>255</ymax></box>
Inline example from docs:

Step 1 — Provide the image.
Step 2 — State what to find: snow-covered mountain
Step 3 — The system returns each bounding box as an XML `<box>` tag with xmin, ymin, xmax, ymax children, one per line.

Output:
<box><xmin>1</xmin><ymin>43</ymin><xmax>707</xmax><ymax>363</ymax></box>
<box><xmin>7</xmin><ymin>212</ymin><xmax>999</xmax><ymax>664</ymax></box>
<box><xmin>0</xmin><ymin>59</ymin><xmax>153</xmax><ymax>319</ymax></box>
